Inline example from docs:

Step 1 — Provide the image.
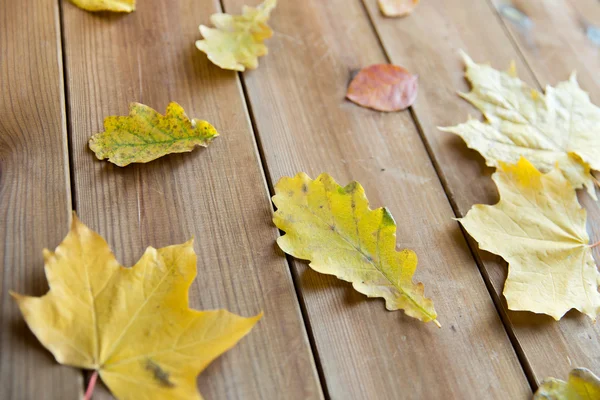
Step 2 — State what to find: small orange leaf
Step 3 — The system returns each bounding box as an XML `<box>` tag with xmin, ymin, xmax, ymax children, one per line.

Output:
<box><xmin>346</xmin><ymin>64</ymin><xmax>418</xmax><ymax>112</ymax></box>
<box><xmin>378</xmin><ymin>0</ymin><xmax>420</xmax><ymax>17</ymax></box>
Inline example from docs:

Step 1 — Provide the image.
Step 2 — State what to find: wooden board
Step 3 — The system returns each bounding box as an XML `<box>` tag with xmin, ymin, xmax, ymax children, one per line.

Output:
<box><xmin>226</xmin><ymin>0</ymin><xmax>531</xmax><ymax>397</ymax></box>
<box><xmin>0</xmin><ymin>1</ymin><xmax>80</xmax><ymax>398</ymax></box>
<box><xmin>490</xmin><ymin>0</ymin><xmax>600</xmax><ymax>383</ymax></box>
<box><xmin>60</xmin><ymin>0</ymin><xmax>322</xmax><ymax>398</ymax></box>
<box><xmin>492</xmin><ymin>0</ymin><xmax>599</xmax><ymax>104</ymax></box>
<box><xmin>363</xmin><ymin>0</ymin><xmax>600</xmax><ymax>386</ymax></box>
<box><xmin>5</xmin><ymin>0</ymin><xmax>600</xmax><ymax>398</ymax></box>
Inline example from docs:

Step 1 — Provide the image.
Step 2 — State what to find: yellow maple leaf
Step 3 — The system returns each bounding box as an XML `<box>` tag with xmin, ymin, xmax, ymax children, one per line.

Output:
<box><xmin>459</xmin><ymin>158</ymin><xmax>600</xmax><ymax>320</ymax></box>
<box><xmin>69</xmin><ymin>0</ymin><xmax>135</xmax><ymax>12</ymax></box>
<box><xmin>11</xmin><ymin>214</ymin><xmax>261</xmax><ymax>400</ymax></box>
<box><xmin>195</xmin><ymin>0</ymin><xmax>277</xmax><ymax>71</ymax></box>
<box><xmin>534</xmin><ymin>368</ymin><xmax>600</xmax><ymax>400</ymax></box>
<box><xmin>89</xmin><ymin>102</ymin><xmax>218</xmax><ymax>167</ymax></box>
<box><xmin>272</xmin><ymin>173</ymin><xmax>439</xmax><ymax>326</ymax></box>
<box><xmin>440</xmin><ymin>52</ymin><xmax>600</xmax><ymax>199</ymax></box>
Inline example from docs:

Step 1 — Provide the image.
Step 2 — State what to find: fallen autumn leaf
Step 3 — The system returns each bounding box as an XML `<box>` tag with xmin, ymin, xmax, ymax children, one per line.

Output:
<box><xmin>69</xmin><ymin>0</ymin><xmax>135</xmax><ymax>12</ymax></box>
<box><xmin>272</xmin><ymin>172</ymin><xmax>438</xmax><ymax>326</ymax></box>
<box><xmin>89</xmin><ymin>102</ymin><xmax>218</xmax><ymax>167</ymax></box>
<box><xmin>440</xmin><ymin>51</ymin><xmax>600</xmax><ymax>199</ymax></box>
<box><xmin>12</xmin><ymin>214</ymin><xmax>262</xmax><ymax>400</ymax></box>
<box><xmin>346</xmin><ymin>64</ymin><xmax>418</xmax><ymax>112</ymax></box>
<box><xmin>196</xmin><ymin>0</ymin><xmax>277</xmax><ymax>71</ymax></box>
<box><xmin>459</xmin><ymin>158</ymin><xmax>600</xmax><ymax>320</ymax></box>
<box><xmin>534</xmin><ymin>368</ymin><xmax>600</xmax><ymax>400</ymax></box>
<box><xmin>378</xmin><ymin>0</ymin><xmax>420</xmax><ymax>17</ymax></box>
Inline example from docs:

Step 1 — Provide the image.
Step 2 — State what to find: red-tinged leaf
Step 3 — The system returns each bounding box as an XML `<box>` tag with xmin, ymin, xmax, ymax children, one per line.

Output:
<box><xmin>346</xmin><ymin>64</ymin><xmax>418</xmax><ymax>112</ymax></box>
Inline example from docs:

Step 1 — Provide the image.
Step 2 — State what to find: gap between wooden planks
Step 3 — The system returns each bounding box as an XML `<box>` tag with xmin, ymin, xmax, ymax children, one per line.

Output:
<box><xmin>54</xmin><ymin>0</ymin><xmax>324</xmax><ymax>398</ymax></box>
<box><xmin>224</xmin><ymin>0</ymin><xmax>531</xmax><ymax>398</ymax></box>
<box><xmin>363</xmin><ymin>0</ymin><xmax>600</xmax><ymax>389</ymax></box>
<box><xmin>0</xmin><ymin>0</ymin><xmax>79</xmax><ymax>398</ymax></box>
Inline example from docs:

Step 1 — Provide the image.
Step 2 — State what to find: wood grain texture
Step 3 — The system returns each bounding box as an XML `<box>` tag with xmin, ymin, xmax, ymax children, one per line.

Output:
<box><xmin>491</xmin><ymin>0</ymin><xmax>600</xmax><ymax>384</ymax></box>
<box><xmin>60</xmin><ymin>0</ymin><xmax>322</xmax><ymax>398</ymax></box>
<box><xmin>492</xmin><ymin>0</ymin><xmax>599</xmax><ymax>104</ymax></box>
<box><xmin>363</xmin><ymin>0</ymin><xmax>600</xmax><ymax>386</ymax></box>
<box><xmin>0</xmin><ymin>1</ymin><xmax>79</xmax><ymax>399</ymax></box>
<box><xmin>225</xmin><ymin>0</ymin><xmax>530</xmax><ymax>398</ymax></box>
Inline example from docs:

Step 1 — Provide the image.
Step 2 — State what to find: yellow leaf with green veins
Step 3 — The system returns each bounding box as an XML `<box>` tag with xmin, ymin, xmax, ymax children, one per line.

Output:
<box><xmin>12</xmin><ymin>214</ymin><xmax>261</xmax><ymax>400</ymax></box>
<box><xmin>69</xmin><ymin>0</ymin><xmax>135</xmax><ymax>12</ymax></box>
<box><xmin>534</xmin><ymin>368</ymin><xmax>600</xmax><ymax>400</ymax></box>
<box><xmin>195</xmin><ymin>0</ymin><xmax>277</xmax><ymax>71</ymax></box>
<box><xmin>89</xmin><ymin>102</ymin><xmax>218</xmax><ymax>167</ymax></box>
<box><xmin>272</xmin><ymin>173</ymin><xmax>438</xmax><ymax>326</ymax></box>
<box><xmin>440</xmin><ymin>51</ymin><xmax>600</xmax><ymax>199</ymax></box>
<box><xmin>459</xmin><ymin>158</ymin><xmax>600</xmax><ymax>320</ymax></box>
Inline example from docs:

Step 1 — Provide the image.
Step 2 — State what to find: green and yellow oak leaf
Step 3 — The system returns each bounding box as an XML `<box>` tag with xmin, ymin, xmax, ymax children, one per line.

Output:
<box><xmin>272</xmin><ymin>173</ymin><xmax>438</xmax><ymax>326</ymax></box>
<box><xmin>534</xmin><ymin>368</ymin><xmax>600</xmax><ymax>400</ymax></box>
<box><xmin>459</xmin><ymin>158</ymin><xmax>600</xmax><ymax>320</ymax></box>
<box><xmin>69</xmin><ymin>0</ymin><xmax>135</xmax><ymax>12</ymax></box>
<box><xmin>195</xmin><ymin>0</ymin><xmax>277</xmax><ymax>71</ymax></box>
<box><xmin>440</xmin><ymin>52</ymin><xmax>600</xmax><ymax>199</ymax></box>
<box><xmin>89</xmin><ymin>102</ymin><xmax>218</xmax><ymax>167</ymax></box>
<box><xmin>12</xmin><ymin>214</ymin><xmax>261</xmax><ymax>400</ymax></box>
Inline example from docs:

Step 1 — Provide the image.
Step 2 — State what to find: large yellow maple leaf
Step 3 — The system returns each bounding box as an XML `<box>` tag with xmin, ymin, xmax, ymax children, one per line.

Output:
<box><xmin>89</xmin><ymin>102</ymin><xmax>218</xmax><ymax>167</ymax></box>
<box><xmin>12</xmin><ymin>215</ymin><xmax>261</xmax><ymax>400</ymax></box>
<box><xmin>459</xmin><ymin>158</ymin><xmax>600</xmax><ymax>320</ymax></box>
<box><xmin>195</xmin><ymin>0</ymin><xmax>277</xmax><ymax>71</ymax></box>
<box><xmin>69</xmin><ymin>0</ymin><xmax>135</xmax><ymax>12</ymax></box>
<box><xmin>441</xmin><ymin>52</ymin><xmax>600</xmax><ymax>199</ymax></box>
<box><xmin>534</xmin><ymin>368</ymin><xmax>600</xmax><ymax>400</ymax></box>
<box><xmin>272</xmin><ymin>173</ymin><xmax>438</xmax><ymax>326</ymax></box>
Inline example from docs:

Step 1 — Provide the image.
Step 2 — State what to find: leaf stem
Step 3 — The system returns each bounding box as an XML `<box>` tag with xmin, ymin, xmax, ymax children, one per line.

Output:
<box><xmin>590</xmin><ymin>240</ymin><xmax>600</xmax><ymax>249</ymax></box>
<box><xmin>84</xmin><ymin>370</ymin><xmax>98</xmax><ymax>400</ymax></box>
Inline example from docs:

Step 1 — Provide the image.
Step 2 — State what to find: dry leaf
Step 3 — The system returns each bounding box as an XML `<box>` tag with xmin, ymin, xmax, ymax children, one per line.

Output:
<box><xmin>69</xmin><ymin>0</ymin><xmax>135</xmax><ymax>12</ymax></box>
<box><xmin>440</xmin><ymin>51</ymin><xmax>600</xmax><ymax>199</ymax></box>
<box><xmin>89</xmin><ymin>102</ymin><xmax>218</xmax><ymax>167</ymax></box>
<box><xmin>378</xmin><ymin>0</ymin><xmax>420</xmax><ymax>17</ymax></box>
<box><xmin>459</xmin><ymin>158</ymin><xmax>600</xmax><ymax>320</ymax></box>
<box><xmin>346</xmin><ymin>64</ymin><xmax>418</xmax><ymax>112</ymax></box>
<box><xmin>534</xmin><ymin>368</ymin><xmax>600</xmax><ymax>400</ymax></box>
<box><xmin>195</xmin><ymin>0</ymin><xmax>277</xmax><ymax>71</ymax></box>
<box><xmin>12</xmin><ymin>214</ymin><xmax>261</xmax><ymax>400</ymax></box>
<box><xmin>272</xmin><ymin>173</ymin><xmax>438</xmax><ymax>325</ymax></box>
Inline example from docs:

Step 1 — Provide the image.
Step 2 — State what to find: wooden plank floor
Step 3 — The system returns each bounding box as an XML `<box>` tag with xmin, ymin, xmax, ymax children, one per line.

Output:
<box><xmin>0</xmin><ymin>0</ymin><xmax>598</xmax><ymax>398</ymax></box>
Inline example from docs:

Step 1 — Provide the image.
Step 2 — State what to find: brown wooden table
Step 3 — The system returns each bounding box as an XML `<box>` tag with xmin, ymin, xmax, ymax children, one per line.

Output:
<box><xmin>2</xmin><ymin>0</ymin><xmax>599</xmax><ymax>398</ymax></box>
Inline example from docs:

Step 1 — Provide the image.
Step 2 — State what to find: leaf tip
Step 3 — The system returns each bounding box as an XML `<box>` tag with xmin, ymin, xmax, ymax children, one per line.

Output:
<box><xmin>9</xmin><ymin>290</ymin><xmax>22</xmax><ymax>301</ymax></box>
<box><xmin>458</xmin><ymin>49</ymin><xmax>474</xmax><ymax>66</ymax></box>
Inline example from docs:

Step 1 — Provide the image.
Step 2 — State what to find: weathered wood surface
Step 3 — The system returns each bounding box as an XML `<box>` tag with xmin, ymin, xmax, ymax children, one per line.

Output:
<box><xmin>226</xmin><ymin>0</ymin><xmax>530</xmax><ymax>398</ymax></box>
<box><xmin>0</xmin><ymin>0</ymin><xmax>79</xmax><ymax>399</ymax></box>
<box><xmin>59</xmin><ymin>0</ymin><xmax>321</xmax><ymax>398</ymax></box>
<box><xmin>2</xmin><ymin>0</ymin><xmax>600</xmax><ymax>398</ymax></box>
<box><xmin>489</xmin><ymin>0</ymin><xmax>600</xmax><ymax>384</ymax></box>
<box><xmin>363</xmin><ymin>0</ymin><xmax>600</xmax><ymax>387</ymax></box>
